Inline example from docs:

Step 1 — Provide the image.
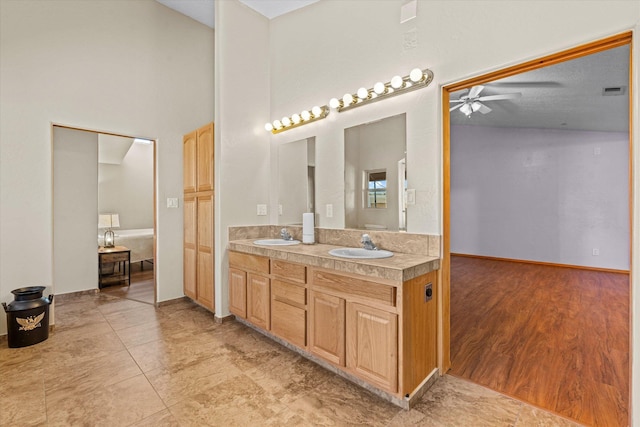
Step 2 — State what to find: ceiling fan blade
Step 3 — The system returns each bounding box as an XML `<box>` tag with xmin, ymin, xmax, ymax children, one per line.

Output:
<box><xmin>468</xmin><ymin>85</ymin><xmax>484</xmax><ymax>98</ymax></box>
<box><xmin>477</xmin><ymin>93</ymin><xmax>522</xmax><ymax>101</ymax></box>
<box><xmin>477</xmin><ymin>103</ymin><xmax>492</xmax><ymax>114</ymax></box>
<box><xmin>449</xmin><ymin>103</ymin><xmax>464</xmax><ymax>112</ymax></box>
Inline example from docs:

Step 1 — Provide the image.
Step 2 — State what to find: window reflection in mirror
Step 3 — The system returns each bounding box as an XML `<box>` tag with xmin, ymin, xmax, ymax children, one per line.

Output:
<box><xmin>277</xmin><ymin>137</ymin><xmax>315</xmax><ymax>225</ymax></box>
<box><xmin>344</xmin><ymin>114</ymin><xmax>407</xmax><ymax>231</ymax></box>
<box><xmin>366</xmin><ymin>170</ymin><xmax>387</xmax><ymax>208</ymax></box>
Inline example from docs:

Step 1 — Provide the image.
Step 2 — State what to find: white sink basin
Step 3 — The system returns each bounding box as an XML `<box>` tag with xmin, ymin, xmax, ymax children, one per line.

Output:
<box><xmin>254</xmin><ymin>239</ymin><xmax>301</xmax><ymax>246</ymax></box>
<box><xmin>328</xmin><ymin>248</ymin><xmax>394</xmax><ymax>259</ymax></box>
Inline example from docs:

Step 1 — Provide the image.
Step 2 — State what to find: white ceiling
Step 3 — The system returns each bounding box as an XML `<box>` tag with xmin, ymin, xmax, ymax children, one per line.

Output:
<box><xmin>155</xmin><ymin>0</ymin><xmax>320</xmax><ymax>28</ymax></box>
<box><xmin>156</xmin><ymin>0</ymin><xmax>629</xmax><ymax>133</ymax></box>
<box><xmin>450</xmin><ymin>44</ymin><xmax>630</xmax><ymax>132</ymax></box>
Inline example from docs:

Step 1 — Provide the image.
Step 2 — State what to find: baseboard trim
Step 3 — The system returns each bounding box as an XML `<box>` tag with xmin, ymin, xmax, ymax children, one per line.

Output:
<box><xmin>451</xmin><ymin>253</ymin><xmax>629</xmax><ymax>274</ymax></box>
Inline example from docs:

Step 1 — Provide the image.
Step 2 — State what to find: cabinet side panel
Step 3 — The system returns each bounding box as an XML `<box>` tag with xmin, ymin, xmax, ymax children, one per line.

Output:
<box><xmin>402</xmin><ymin>271</ymin><xmax>437</xmax><ymax>394</ymax></box>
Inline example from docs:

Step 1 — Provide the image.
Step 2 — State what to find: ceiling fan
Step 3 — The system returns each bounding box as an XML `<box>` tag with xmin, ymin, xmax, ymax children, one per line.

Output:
<box><xmin>450</xmin><ymin>85</ymin><xmax>522</xmax><ymax>116</ymax></box>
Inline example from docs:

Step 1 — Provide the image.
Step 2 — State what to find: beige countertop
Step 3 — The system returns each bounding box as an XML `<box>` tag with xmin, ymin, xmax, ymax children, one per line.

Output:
<box><xmin>228</xmin><ymin>239</ymin><xmax>440</xmax><ymax>283</ymax></box>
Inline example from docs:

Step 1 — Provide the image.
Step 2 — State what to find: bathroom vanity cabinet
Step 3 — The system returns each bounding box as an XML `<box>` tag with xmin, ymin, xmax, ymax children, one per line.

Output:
<box><xmin>227</xmin><ymin>244</ymin><xmax>439</xmax><ymax>406</ymax></box>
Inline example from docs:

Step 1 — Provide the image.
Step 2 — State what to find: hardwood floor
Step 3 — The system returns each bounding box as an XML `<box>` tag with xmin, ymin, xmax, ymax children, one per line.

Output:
<box><xmin>449</xmin><ymin>255</ymin><xmax>629</xmax><ymax>427</ymax></box>
<box><xmin>101</xmin><ymin>261</ymin><xmax>155</xmax><ymax>305</ymax></box>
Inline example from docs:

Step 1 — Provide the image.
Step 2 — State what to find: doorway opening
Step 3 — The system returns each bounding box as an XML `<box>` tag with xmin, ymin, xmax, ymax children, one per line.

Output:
<box><xmin>442</xmin><ymin>32</ymin><xmax>632</xmax><ymax>427</ymax></box>
<box><xmin>52</xmin><ymin>125</ymin><xmax>157</xmax><ymax>305</ymax></box>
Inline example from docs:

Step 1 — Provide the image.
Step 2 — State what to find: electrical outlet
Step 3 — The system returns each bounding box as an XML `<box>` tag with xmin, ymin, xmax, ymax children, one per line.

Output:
<box><xmin>424</xmin><ymin>282</ymin><xmax>433</xmax><ymax>302</ymax></box>
<box><xmin>592</xmin><ymin>248</ymin><xmax>600</xmax><ymax>256</ymax></box>
<box><xmin>326</xmin><ymin>204</ymin><xmax>333</xmax><ymax>218</ymax></box>
<box><xmin>257</xmin><ymin>204</ymin><xmax>267</xmax><ymax>216</ymax></box>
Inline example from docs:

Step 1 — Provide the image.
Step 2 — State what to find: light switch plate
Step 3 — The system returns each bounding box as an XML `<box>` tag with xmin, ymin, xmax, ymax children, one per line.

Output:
<box><xmin>167</xmin><ymin>198</ymin><xmax>179</xmax><ymax>208</ymax></box>
<box><xmin>257</xmin><ymin>204</ymin><xmax>268</xmax><ymax>216</ymax></box>
<box><xmin>406</xmin><ymin>189</ymin><xmax>416</xmax><ymax>205</ymax></box>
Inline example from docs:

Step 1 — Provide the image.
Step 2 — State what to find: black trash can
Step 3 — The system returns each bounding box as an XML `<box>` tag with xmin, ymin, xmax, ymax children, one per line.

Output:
<box><xmin>2</xmin><ymin>286</ymin><xmax>54</xmax><ymax>348</ymax></box>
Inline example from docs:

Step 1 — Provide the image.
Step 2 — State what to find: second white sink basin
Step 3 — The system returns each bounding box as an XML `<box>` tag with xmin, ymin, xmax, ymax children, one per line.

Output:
<box><xmin>254</xmin><ymin>239</ymin><xmax>301</xmax><ymax>246</ymax></box>
<box><xmin>329</xmin><ymin>248</ymin><xmax>394</xmax><ymax>259</ymax></box>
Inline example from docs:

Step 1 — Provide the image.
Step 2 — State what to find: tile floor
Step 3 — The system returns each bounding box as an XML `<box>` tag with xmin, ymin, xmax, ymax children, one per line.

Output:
<box><xmin>1</xmin><ymin>292</ymin><xmax>582</xmax><ymax>426</ymax></box>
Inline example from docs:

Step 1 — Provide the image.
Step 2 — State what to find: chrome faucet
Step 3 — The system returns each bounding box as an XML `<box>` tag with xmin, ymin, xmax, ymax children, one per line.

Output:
<box><xmin>280</xmin><ymin>228</ymin><xmax>293</xmax><ymax>241</ymax></box>
<box><xmin>361</xmin><ymin>234</ymin><xmax>377</xmax><ymax>250</ymax></box>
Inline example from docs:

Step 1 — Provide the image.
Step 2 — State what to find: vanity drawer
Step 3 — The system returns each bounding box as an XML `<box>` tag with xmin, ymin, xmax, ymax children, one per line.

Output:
<box><xmin>271</xmin><ymin>260</ymin><xmax>306</xmax><ymax>284</ymax></box>
<box><xmin>272</xmin><ymin>279</ymin><xmax>306</xmax><ymax>308</ymax></box>
<box><xmin>229</xmin><ymin>251</ymin><xmax>270</xmax><ymax>274</ymax></box>
<box><xmin>312</xmin><ymin>270</ymin><xmax>396</xmax><ymax>307</ymax></box>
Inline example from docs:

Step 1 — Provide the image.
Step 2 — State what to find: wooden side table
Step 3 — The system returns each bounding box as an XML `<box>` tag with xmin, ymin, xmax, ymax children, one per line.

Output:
<box><xmin>99</xmin><ymin>246</ymin><xmax>131</xmax><ymax>289</ymax></box>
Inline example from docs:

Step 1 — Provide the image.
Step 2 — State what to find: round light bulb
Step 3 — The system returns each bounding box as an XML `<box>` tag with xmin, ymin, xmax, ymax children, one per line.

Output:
<box><xmin>391</xmin><ymin>75</ymin><xmax>404</xmax><ymax>89</ymax></box>
<box><xmin>373</xmin><ymin>82</ymin><xmax>386</xmax><ymax>95</ymax></box>
<box><xmin>273</xmin><ymin>120</ymin><xmax>283</xmax><ymax>130</ymax></box>
<box><xmin>291</xmin><ymin>113</ymin><xmax>301</xmax><ymax>124</ymax></box>
<box><xmin>312</xmin><ymin>106</ymin><xmax>322</xmax><ymax>117</ymax></box>
<box><xmin>343</xmin><ymin>93</ymin><xmax>354</xmax><ymax>106</ymax></box>
<box><xmin>265</xmin><ymin>123</ymin><xmax>273</xmax><ymax>132</ymax></box>
<box><xmin>301</xmin><ymin>110</ymin><xmax>311</xmax><ymax>121</ymax></box>
<box><xmin>409</xmin><ymin>68</ymin><xmax>424</xmax><ymax>82</ymax></box>
<box><xmin>329</xmin><ymin>98</ymin><xmax>341</xmax><ymax>109</ymax></box>
<box><xmin>357</xmin><ymin>87</ymin><xmax>369</xmax><ymax>100</ymax></box>
<box><xmin>282</xmin><ymin>117</ymin><xmax>292</xmax><ymax>127</ymax></box>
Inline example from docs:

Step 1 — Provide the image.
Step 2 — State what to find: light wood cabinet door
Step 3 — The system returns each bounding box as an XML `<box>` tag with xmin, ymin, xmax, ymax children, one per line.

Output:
<box><xmin>346</xmin><ymin>302</ymin><xmax>398</xmax><ymax>393</ymax></box>
<box><xmin>247</xmin><ymin>273</ymin><xmax>270</xmax><ymax>330</ymax></box>
<box><xmin>196</xmin><ymin>195</ymin><xmax>214</xmax><ymax>309</ymax></box>
<box><xmin>196</xmin><ymin>123</ymin><xmax>214</xmax><ymax>192</ymax></box>
<box><xmin>229</xmin><ymin>267</ymin><xmax>247</xmax><ymax>318</ymax></box>
<box><xmin>183</xmin><ymin>195</ymin><xmax>197</xmax><ymax>300</ymax></box>
<box><xmin>183</xmin><ymin>130</ymin><xmax>197</xmax><ymax>193</ymax></box>
<box><xmin>309</xmin><ymin>290</ymin><xmax>345</xmax><ymax>366</ymax></box>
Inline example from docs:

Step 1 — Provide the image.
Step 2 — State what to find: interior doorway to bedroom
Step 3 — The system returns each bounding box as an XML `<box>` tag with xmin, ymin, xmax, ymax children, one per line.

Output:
<box><xmin>52</xmin><ymin>125</ymin><xmax>157</xmax><ymax>305</ymax></box>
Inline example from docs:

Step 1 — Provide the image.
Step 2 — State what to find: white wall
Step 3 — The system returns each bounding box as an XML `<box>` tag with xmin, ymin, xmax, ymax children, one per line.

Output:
<box><xmin>99</xmin><ymin>141</ymin><xmax>154</xmax><ymax>230</ymax></box>
<box><xmin>451</xmin><ymin>125</ymin><xmax>629</xmax><ymax>270</ymax></box>
<box><xmin>0</xmin><ymin>0</ymin><xmax>214</xmax><ymax>333</ymax></box>
<box><xmin>215</xmin><ymin>0</ymin><xmax>271</xmax><ymax>317</ymax></box>
<box><xmin>53</xmin><ymin>127</ymin><xmax>99</xmax><ymax>295</ymax></box>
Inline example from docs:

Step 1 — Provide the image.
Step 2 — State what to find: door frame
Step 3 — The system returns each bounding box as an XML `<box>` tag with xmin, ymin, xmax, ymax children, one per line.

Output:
<box><xmin>51</xmin><ymin>123</ymin><xmax>158</xmax><ymax>304</ymax></box>
<box><xmin>440</xmin><ymin>31</ymin><xmax>633</xmax><ymax>421</ymax></box>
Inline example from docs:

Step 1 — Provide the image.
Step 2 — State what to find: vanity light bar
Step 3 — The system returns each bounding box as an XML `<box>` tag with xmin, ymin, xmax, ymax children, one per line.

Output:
<box><xmin>329</xmin><ymin>68</ymin><xmax>434</xmax><ymax>113</ymax></box>
<box><xmin>265</xmin><ymin>105</ymin><xmax>329</xmax><ymax>134</ymax></box>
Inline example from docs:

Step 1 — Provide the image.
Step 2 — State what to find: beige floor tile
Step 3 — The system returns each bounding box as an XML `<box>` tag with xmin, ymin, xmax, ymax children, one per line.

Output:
<box><xmin>44</xmin><ymin>349</ymin><xmax>141</xmax><ymax>395</ymax></box>
<box><xmin>412</xmin><ymin>375</ymin><xmax>522</xmax><ymax>426</ymax></box>
<box><xmin>168</xmin><ymin>374</ymin><xmax>288</xmax><ymax>426</ymax></box>
<box><xmin>515</xmin><ymin>405</ymin><xmax>584</xmax><ymax>427</ymax></box>
<box><xmin>131</xmin><ymin>409</ymin><xmax>181</xmax><ymax>427</ymax></box>
<box><xmin>145</xmin><ymin>353</ymin><xmax>244</xmax><ymax>406</ymax></box>
<box><xmin>46</xmin><ymin>374</ymin><xmax>166</xmax><ymax>427</ymax></box>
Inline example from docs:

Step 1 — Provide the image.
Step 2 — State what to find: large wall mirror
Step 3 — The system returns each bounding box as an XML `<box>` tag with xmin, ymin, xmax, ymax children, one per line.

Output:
<box><xmin>344</xmin><ymin>114</ymin><xmax>407</xmax><ymax>231</ymax></box>
<box><xmin>278</xmin><ymin>137</ymin><xmax>316</xmax><ymax>225</ymax></box>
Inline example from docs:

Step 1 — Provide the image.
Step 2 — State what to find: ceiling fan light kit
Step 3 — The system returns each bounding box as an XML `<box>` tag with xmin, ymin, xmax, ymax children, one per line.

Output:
<box><xmin>450</xmin><ymin>84</ymin><xmax>522</xmax><ymax>117</ymax></box>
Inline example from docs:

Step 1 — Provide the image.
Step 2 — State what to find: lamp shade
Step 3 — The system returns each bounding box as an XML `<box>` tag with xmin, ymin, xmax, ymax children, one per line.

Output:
<box><xmin>98</xmin><ymin>213</ymin><xmax>120</xmax><ymax>229</ymax></box>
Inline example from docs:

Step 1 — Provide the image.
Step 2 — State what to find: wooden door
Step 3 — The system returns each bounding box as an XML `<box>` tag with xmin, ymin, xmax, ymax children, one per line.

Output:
<box><xmin>196</xmin><ymin>194</ymin><xmax>214</xmax><ymax>309</ymax></box>
<box><xmin>346</xmin><ymin>302</ymin><xmax>398</xmax><ymax>392</ymax></box>
<box><xmin>309</xmin><ymin>290</ymin><xmax>345</xmax><ymax>366</ymax></box>
<box><xmin>183</xmin><ymin>130</ymin><xmax>197</xmax><ymax>193</ymax></box>
<box><xmin>183</xmin><ymin>194</ymin><xmax>197</xmax><ymax>300</ymax></box>
<box><xmin>247</xmin><ymin>273</ymin><xmax>270</xmax><ymax>330</ymax></box>
<box><xmin>229</xmin><ymin>267</ymin><xmax>247</xmax><ymax>318</ymax></box>
<box><xmin>196</xmin><ymin>123</ymin><xmax>214</xmax><ymax>192</ymax></box>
